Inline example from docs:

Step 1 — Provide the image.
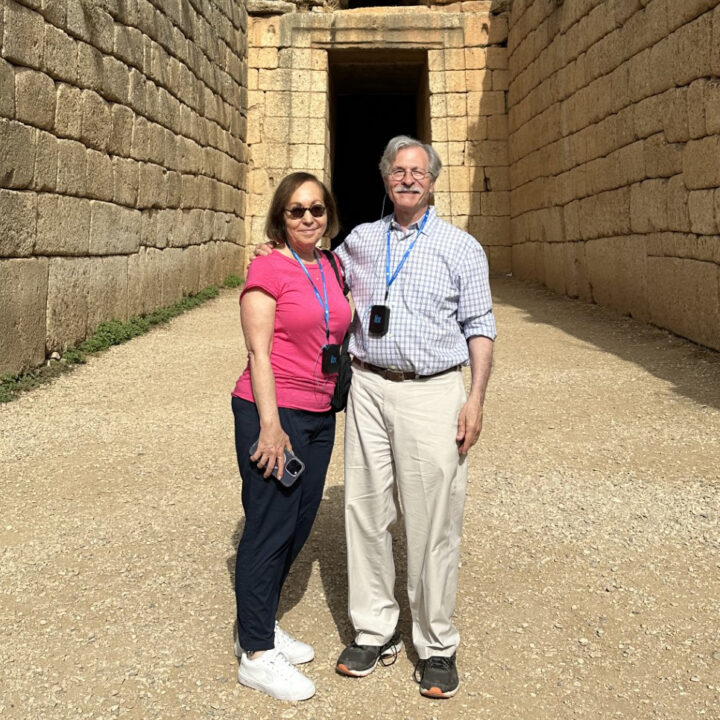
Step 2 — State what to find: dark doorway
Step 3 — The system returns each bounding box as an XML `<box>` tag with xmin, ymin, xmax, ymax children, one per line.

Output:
<box><xmin>329</xmin><ymin>50</ymin><xmax>428</xmax><ymax>247</ymax></box>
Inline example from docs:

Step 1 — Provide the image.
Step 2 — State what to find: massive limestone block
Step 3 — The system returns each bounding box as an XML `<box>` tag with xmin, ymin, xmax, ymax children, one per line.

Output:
<box><xmin>0</xmin><ymin>258</ymin><xmax>48</xmax><ymax>375</ymax></box>
<box><xmin>0</xmin><ymin>189</ymin><xmax>36</xmax><ymax>257</ymax></box>
<box><xmin>127</xmin><ymin>246</ymin><xmax>164</xmax><ymax>317</ymax></box>
<box><xmin>0</xmin><ymin>118</ymin><xmax>37</xmax><ymax>189</ymax></box>
<box><xmin>647</xmin><ymin>256</ymin><xmax>720</xmax><ymax>351</ymax></box>
<box><xmin>35</xmin><ymin>194</ymin><xmax>91</xmax><ymax>256</ymax></box>
<box><xmin>89</xmin><ymin>201</ymin><xmax>142</xmax><ymax>255</ymax></box>
<box><xmin>46</xmin><ymin>255</ymin><xmax>129</xmax><ymax>351</ymax></box>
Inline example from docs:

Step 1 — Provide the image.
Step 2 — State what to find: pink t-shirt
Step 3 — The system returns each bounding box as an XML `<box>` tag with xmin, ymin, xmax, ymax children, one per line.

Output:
<box><xmin>232</xmin><ymin>250</ymin><xmax>352</xmax><ymax>412</ymax></box>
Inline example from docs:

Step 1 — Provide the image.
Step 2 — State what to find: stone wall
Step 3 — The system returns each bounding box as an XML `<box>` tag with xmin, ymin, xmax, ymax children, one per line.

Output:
<box><xmin>507</xmin><ymin>0</ymin><xmax>720</xmax><ymax>351</ymax></box>
<box><xmin>0</xmin><ymin>0</ymin><xmax>248</xmax><ymax>376</ymax></box>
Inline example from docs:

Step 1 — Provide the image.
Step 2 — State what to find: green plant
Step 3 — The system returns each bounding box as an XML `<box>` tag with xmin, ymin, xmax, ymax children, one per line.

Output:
<box><xmin>223</xmin><ymin>274</ymin><xmax>243</xmax><ymax>288</ymax></box>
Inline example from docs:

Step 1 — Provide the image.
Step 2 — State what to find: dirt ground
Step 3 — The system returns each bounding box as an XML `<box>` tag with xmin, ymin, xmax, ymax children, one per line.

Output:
<box><xmin>1</xmin><ymin>276</ymin><xmax>719</xmax><ymax>720</ymax></box>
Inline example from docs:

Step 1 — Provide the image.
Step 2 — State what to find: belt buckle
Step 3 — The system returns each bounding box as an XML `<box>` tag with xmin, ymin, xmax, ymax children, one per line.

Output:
<box><xmin>384</xmin><ymin>368</ymin><xmax>405</xmax><ymax>382</ymax></box>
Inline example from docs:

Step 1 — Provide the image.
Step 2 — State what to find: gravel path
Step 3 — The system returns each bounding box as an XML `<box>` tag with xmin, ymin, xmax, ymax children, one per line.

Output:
<box><xmin>1</xmin><ymin>277</ymin><xmax>719</xmax><ymax>720</ymax></box>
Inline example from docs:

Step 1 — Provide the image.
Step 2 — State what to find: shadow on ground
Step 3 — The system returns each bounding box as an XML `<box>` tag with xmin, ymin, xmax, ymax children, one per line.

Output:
<box><xmin>225</xmin><ymin>485</ymin><xmax>416</xmax><ymax>661</ymax></box>
<box><xmin>492</xmin><ymin>276</ymin><xmax>720</xmax><ymax>411</ymax></box>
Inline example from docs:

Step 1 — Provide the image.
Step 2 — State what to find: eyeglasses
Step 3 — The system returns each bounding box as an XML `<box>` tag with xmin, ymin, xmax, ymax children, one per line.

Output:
<box><xmin>284</xmin><ymin>204</ymin><xmax>327</xmax><ymax>220</ymax></box>
<box><xmin>389</xmin><ymin>167</ymin><xmax>432</xmax><ymax>181</ymax></box>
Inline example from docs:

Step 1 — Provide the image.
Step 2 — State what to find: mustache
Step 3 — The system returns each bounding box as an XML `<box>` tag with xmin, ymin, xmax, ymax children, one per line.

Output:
<box><xmin>395</xmin><ymin>187</ymin><xmax>421</xmax><ymax>194</ymax></box>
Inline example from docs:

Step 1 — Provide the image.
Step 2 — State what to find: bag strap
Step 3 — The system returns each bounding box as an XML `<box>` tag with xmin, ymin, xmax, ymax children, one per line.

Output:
<box><xmin>321</xmin><ymin>249</ymin><xmax>349</xmax><ymax>296</ymax></box>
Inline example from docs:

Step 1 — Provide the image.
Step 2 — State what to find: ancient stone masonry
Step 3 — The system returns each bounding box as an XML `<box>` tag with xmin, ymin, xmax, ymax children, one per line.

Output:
<box><xmin>244</xmin><ymin>0</ymin><xmax>511</xmax><ymax>271</ymax></box>
<box><xmin>507</xmin><ymin>0</ymin><xmax>720</xmax><ymax>351</ymax></box>
<box><xmin>0</xmin><ymin>0</ymin><xmax>249</xmax><ymax>375</ymax></box>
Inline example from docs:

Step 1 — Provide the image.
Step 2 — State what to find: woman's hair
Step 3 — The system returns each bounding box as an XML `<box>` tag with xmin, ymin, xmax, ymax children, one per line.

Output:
<box><xmin>264</xmin><ymin>172</ymin><xmax>339</xmax><ymax>244</ymax></box>
<box><xmin>378</xmin><ymin>135</ymin><xmax>442</xmax><ymax>179</ymax></box>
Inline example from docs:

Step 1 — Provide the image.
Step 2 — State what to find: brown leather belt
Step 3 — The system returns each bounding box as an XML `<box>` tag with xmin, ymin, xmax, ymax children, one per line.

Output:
<box><xmin>352</xmin><ymin>359</ymin><xmax>461</xmax><ymax>382</ymax></box>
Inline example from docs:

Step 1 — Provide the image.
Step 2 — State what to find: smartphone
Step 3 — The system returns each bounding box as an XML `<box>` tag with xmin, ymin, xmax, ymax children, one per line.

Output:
<box><xmin>249</xmin><ymin>440</ymin><xmax>305</xmax><ymax>487</ymax></box>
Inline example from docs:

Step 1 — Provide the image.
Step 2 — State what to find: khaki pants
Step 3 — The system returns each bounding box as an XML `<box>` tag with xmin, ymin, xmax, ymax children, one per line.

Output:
<box><xmin>344</xmin><ymin>364</ymin><xmax>468</xmax><ymax>659</ymax></box>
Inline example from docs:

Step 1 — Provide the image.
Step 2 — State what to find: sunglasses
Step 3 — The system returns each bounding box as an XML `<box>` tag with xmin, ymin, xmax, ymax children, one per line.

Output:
<box><xmin>285</xmin><ymin>204</ymin><xmax>327</xmax><ymax>220</ymax></box>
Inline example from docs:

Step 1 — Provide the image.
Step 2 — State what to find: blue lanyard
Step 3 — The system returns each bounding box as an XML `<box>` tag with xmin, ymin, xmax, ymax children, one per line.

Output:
<box><xmin>288</xmin><ymin>247</ymin><xmax>330</xmax><ymax>342</ymax></box>
<box><xmin>385</xmin><ymin>208</ymin><xmax>430</xmax><ymax>299</ymax></box>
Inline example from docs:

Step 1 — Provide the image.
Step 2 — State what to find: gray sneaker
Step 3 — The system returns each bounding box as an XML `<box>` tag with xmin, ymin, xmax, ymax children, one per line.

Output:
<box><xmin>335</xmin><ymin>632</ymin><xmax>402</xmax><ymax>677</ymax></box>
<box><xmin>416</xmin><ymin>653</ymin><xmax>459</xmax><ymax>698</ymax></box>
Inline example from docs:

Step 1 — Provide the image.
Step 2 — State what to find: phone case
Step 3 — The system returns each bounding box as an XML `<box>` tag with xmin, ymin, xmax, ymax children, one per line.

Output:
<box><xmin>249</xmin><ymin>441</ymin><xmax>305</xmax><ymax>487</ymax></box>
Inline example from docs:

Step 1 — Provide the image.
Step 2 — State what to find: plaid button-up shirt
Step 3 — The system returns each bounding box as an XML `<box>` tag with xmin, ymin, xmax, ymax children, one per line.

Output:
<box><xmin>334</xmin><ymin>206</ymin><xmax>496</xmax><ymax>375</ymax></box>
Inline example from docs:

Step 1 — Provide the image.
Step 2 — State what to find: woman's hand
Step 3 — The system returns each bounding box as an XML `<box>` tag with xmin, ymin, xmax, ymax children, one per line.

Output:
<box><xmin>250</xmin><ymin>424</ymin><xmax>293</xmax><ymax>479</ymax></box>
<box><xmin>253</xmin><ymin>240</ymin><xmax>280</xmax><ymax>258</ymax></box>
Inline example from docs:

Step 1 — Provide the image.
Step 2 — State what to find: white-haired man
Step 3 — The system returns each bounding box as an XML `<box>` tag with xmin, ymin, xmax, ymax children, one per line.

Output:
<box><xmin>332</xmin><ymin>135</ymin><xmax>496</xmax><ymax>698</ymax></box>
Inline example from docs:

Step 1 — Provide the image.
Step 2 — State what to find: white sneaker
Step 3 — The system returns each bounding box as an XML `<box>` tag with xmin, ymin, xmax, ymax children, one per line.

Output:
<box><xmin>237</xmin><ymin>648</ymin><xmax>315</xmax><ymax>701</ymax></box>
<box><xmin>234</xmin><ymin>622</ymin><xmax>314</xmax><ymax>665</ymax></box>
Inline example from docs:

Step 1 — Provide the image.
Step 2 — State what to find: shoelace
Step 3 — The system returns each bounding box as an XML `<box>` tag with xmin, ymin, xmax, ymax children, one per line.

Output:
<box><xmin>274</xmin><ymin>624</ymin><xmax>294</xmax><ymax>651</ymax></box>
<box><xmin>347</xmin><ymin>639</ymin><xmax>400</xmax><ymax>667</ymax></box>
<box><xmin>267</xmin><ymin>648</ymin><xmax>300</xmax><ymax>679</ymax></box>
<box><xmin>379</xmin><ymin>638</ymin><xmax>400</xmax><ymax>667</ymax></box>
<box><xmin>413</xmin><ymin>655</ymin><xmax>453</xmax><ymax>682</ymax></box>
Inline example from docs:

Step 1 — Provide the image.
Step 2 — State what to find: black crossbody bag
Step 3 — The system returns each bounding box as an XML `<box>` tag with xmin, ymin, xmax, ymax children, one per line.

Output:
<box><xmin>322</xmin><ymin>250</ymin><xmax>352</xmax><ymax>413</ymax></box>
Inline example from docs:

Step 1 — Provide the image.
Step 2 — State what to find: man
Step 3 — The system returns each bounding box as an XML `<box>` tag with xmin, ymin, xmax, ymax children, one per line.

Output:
<box><xmin>331</xmin><ymin>136</ymin><xmax>496</xmax><ymax>699</ymax></box>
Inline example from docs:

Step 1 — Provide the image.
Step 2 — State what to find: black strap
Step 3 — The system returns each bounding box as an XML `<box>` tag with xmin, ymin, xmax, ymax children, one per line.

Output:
<box><xmin>321</xmin><ymin>249</ymin><xmax>349</xmax><ymax>296</ymax></box>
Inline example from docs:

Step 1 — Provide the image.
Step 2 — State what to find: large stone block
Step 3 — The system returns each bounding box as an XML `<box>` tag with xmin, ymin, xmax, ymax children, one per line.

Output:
<box><xmin>33</xmin><ymin>129</ymin><xmax>58</xmax><ymax>192</ymax></box>
<box><xmin>81</xmin><ymin>90</ymin><xmax>111</xmax><ymax>151</ymax></box>
<box><xmin>127</xmin><ymin>246</ymin><xmax>164</xmax><ymax>317</ymax></box>
<box><xmin>672</xmin><ymin>11</ymin><xmax>713</xmax><ymax>87</ymax></box>
<box><xmin>630</xmin><ymin>179</ymin><xmax>668</xmax><ymax>233</ymax></box>
<box><xmin>586</xmin><ymin>236</ymin><xmax>649</xmax><ymax>320</ymax></box>
<box><xmin>0</xmin><ymin>189</ymin><xmax>36</xmax><ymax>257</ymax></box>
<box><xmin>0</xmin><ymin>257</ymin><xmax>49</xmax><ymax>375</ymax></box>
<box><xmin>159</xmin><ymin>246</ymin><xmax>185</xmax><ymax>306</ymax></box>
<box><xmin>35</xmin><ymin>194</ymin><xmax>90</xmax><ymax>256</ymax></box>
<box><xmin>89</xmin><ymin>201</ymin><xmax>141</xmax><ymax>255</ymax></box>
<box><xmin>137</xmin><ymin>162</ymin><xmax>165</xmax><ymax>208</ymax></box>
<box><xmin>0</xmin><ymin>57</ymin><xmax>14</xmax><ymax>119</ymax></box>
<box><xmin>108</xmin><ymin>104</ymin><xmax>134</xmax><ymax>157</ymax></box>
<box><xmin>85</xmin><ymin>149</ymin><xmax>114</xmax><ymax>202</ymax></box>
<box><xmin>667</xmin><ymin>0</ymin><xmax>718</xmax><ymax>33</ymax></box>
<box><xmin>44</xmin><ymin>23</ymin><xmax>78</xmax><ymax>84</ymax></box>
<box><xmin>180</xmin><ymin>244</ymin><xmax>202</xmax><ymax>296</ymax></box>
<box><xmin>56</xmin><ymin>138</ymin><xmax>86</xmax><ymax>195</ymax></box>
<box><xmin>688</xmin><ymin>189</ymin><xmax>718</xmax><ymax>235</ymax></box>
<box><xmin>705</xmin><ymin>78</ymin><xmax>720</xmax><ymax>135</ymax></box>
<box><xmin>2</xmin><ymin>1</ymin><xmax>43</xmax><ymax>68</ymax></box>
<box><xmin>686</xmin><ymin>79</ymin><xmax>707</xmax><ymax>140</ymax></box>
<box><xmin>55</xmin><ymin>83</ymin><xmax>83</xmax><ymax>139</ymax></box>
<box><xmin>660</xmin><ymin>87</ymin><xmax>688</xmax><ymax>144</ymax></box>
<box><xmin>85</xmin><ymin>255</ymin><xmax>129</xmax><ymax>333</ymax></box>
<box><xmin>46</xmin><ymin>255</ymin><xmax>130</xmax><ymax>350</ymax></box>
<box><xmin>647</xmin><ymin>256</ymin><xmax>720</xmax><ymax>350</ymax></box>
<box><xmin>77</xmin><ymin>42</ymin><xmax>105</xmax><ymax>93</ymax></box>
<box><xmin>666</xmin><ymin>174</ymin><xmax>691</xmax><ymax>232</ymax></box>
<box><xmin>510</xmin><ymin>241</ymin><xmax>542</xmax><ymax>282</ymax></box>
<box><xmin>644</xmin><ymin>134</ymin><xmax>682</xmax><ymax>179</ymax></box>
<box><xmin>683</xmin><ymin>136</ymin><xmax>720</xmax><ymax>189</ymax></box>
<box><xmin>45</xmin><ymin>256</ymin><xmax>91</xmax><ymax>351</ymax></box>
<box><xmin>0</xmin><ymin>118</ymin><xmax>37</xmax><ymax>188</ymax></box>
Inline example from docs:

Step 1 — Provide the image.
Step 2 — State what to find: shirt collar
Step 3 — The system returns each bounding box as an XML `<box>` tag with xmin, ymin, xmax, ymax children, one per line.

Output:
<box><xmin>389</xmin><ymin>206</ymin><xmax>436</xmax><ymax>233</ymax></box>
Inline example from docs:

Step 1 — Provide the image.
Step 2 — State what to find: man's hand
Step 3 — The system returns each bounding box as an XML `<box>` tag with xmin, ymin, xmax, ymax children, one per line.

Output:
<box><xmin>252</xmin><ymin>240</ymin><xmax>280</xmax><ymax>258</ymax></box>
<box><xmin>456</xmin><ymin>400</ymin><xmax>483</xmax><ymax>455</ymax></box>
<box><xmin>456</xmin><ymin>335</ymin><xmax>493</xmax><ymax>455</ymax></box>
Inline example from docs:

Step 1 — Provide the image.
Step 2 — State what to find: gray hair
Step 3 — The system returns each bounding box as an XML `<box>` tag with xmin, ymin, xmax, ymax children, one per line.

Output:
<box><xmin>378</xmin><ymin>135</ymin><xmax>442</xmax><ymax>180</ymax></box>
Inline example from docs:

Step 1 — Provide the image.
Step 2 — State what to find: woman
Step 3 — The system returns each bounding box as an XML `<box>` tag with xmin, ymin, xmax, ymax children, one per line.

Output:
<box><xmin>231</xmin><ymin>173</ymin><xmax>351</xmax><ymax>701</ymax></box>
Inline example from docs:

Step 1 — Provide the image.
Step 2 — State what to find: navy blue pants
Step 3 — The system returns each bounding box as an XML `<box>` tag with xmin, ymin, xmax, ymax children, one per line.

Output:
<box><xmin>232</xmin><ymin>396</ymin><xmax>335</xmax><ymax>652</ymax></box>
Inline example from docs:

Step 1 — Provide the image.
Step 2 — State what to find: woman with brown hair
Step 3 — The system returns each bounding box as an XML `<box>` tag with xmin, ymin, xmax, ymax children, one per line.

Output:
<box><xmin>230</xmin><ymin>172</ymin><xmax>351</xmax><ymax>701</ymax></box>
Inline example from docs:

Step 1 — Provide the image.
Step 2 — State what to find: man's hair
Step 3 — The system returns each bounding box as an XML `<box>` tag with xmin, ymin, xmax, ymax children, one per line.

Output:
<box><xmin>378</xmin><ymin>135</ymin><xmax>443</xmax><ymax>179</ymax></box>
<box><xmin>264</xmin><ymin>172</ymin><xmax>340</xmax><ymax>244</ymax></box>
